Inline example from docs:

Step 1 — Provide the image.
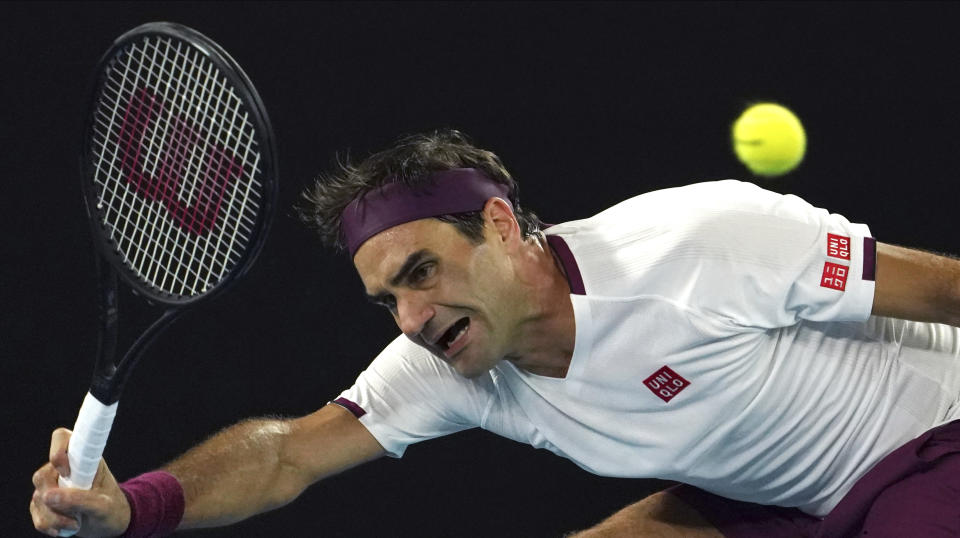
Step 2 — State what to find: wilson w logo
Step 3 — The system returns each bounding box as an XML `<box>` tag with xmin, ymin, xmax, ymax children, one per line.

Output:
<box><xmin>116</xmin><ymin>87</ymin><xmax>239</xmax><ymax>235</ymax></box>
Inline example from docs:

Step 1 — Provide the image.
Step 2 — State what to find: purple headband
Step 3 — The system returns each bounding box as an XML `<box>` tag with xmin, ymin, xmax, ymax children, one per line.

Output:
<box><xmin>341</xmin><ymin>168</ymin><xmax>513</xmax><ymax>257</ymax></box>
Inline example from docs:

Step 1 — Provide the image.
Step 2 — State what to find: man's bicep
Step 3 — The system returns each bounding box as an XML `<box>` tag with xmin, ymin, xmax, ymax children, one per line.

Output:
<box><xmin>872</xmin><ymin>242</ymin><xmax>960</xmax><ymax>325</ymax></box>
<box><xmin>281</xmin><ymin>404</ymin><xmax>386</xmax><ymax>487</ymax></box>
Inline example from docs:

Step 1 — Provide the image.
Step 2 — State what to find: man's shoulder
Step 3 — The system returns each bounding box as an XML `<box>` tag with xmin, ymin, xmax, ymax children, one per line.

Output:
<box><xmin>549</xmin><ymin>180</ymin><xmax>764</xmax><ymax>229</ymax></box>
<box><xmin>550</xmin><ymin>180</ymin><xmax>811</xmax><ymax>243</ymax></box>
<box><xmin>604</xmin><ymin>179</ymin><xmax>775</xmax><ymax>216</ymax></box>
<box><xmin>542</xmin><ymin>180</ymin><xmax>795</xmax><ymax>297</ymax></box>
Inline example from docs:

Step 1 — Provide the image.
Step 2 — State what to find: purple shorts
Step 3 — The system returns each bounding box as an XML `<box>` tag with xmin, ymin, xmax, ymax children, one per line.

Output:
<box><xmin>669</xmin><ymin>419</ymin><xmax>960</xmax><ymax>537</ymax></box>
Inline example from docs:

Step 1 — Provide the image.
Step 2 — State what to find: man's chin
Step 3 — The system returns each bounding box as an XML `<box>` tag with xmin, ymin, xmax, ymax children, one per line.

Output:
<box><xmin>450</xmin><ymin>355</ymin><xmax>495</xmax><ymax>379</ymax></box>
<box><xmin>454</xmin><ymin>366</ymin><xmax>486</xmax><ymax>379</ymax></box>
<box><xmin>419</xmin><ymin>339</ymin><xmax>494</xmax><ymax>378</ymax></box>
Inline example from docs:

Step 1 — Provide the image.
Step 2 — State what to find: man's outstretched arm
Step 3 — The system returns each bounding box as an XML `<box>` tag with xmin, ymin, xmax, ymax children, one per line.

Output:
<box><xmin>31</xmin><ymin>404</ymin><xmax>384</xmax><ymax>536</ymax></box>
<box><xmin>873</xmin><ymin>242</ymin><xmax>960</xmax><ymax>326</ymax></box>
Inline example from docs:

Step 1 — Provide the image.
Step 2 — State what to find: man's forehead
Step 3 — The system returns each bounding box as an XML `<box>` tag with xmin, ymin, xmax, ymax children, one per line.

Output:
<box><xmin>353</xmin><ymin>219</ymin><xmax>445</xmax><ymax>281</ymax></box>
<box><xmin>356</xmin><ymin>218</ymin><xmax>437</xmax><ymax>256</ymax></box>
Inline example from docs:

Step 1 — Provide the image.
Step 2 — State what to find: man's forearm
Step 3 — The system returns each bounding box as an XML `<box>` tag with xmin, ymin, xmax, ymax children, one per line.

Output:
<box><xmin>873</xmin><ymin>243</ymin><xmax>960</xmax><ymax>326</ymax></box>
<box><xmin>162</xmin><ymin>418</ymin><xmax>306</xmax><ymax>529</ymax></box>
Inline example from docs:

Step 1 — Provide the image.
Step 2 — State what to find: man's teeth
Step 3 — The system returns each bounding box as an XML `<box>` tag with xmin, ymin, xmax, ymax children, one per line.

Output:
<box><xmin>451</xmin><ymin>323</ymin><xmax>468</xmax><ymax>344</ymax></box>
<box><xmin>440</xmin><ymin>319</ymin><xmax>469</xmax><ymax>349</ymax></box>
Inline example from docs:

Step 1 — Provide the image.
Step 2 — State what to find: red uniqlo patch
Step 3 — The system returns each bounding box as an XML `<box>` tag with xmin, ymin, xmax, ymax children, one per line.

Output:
<box><xmin>821</xmin><ymin>261</ymin><xmax>849</xmax><ymax>291</ymax></box>
<box><xmin>643</xmin><ymin>366</ymin><xmax>690</xmax><ymax>403</ymax></box>
<box><xmin>827</xmin><ymin>233</ymin><xmax>851</xmax><ymax>260</ymax></box>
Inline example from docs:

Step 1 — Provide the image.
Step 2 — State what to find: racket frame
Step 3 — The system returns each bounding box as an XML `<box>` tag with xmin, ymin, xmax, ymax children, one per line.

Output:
<box><xmin>61</xmin><ymin>23</ymin><xmax>279</xmax><ymax>505</ymax></box>
<box><xmin>78</xmin><ymin>22</ymin><xmax>278</xmax><ymax>405</ymax></box>
<box><xmin>80</xmin><ymin>21</ymin><xmax>278</xmax><ymax>308</ymax></box>
<box><xmin>62</xmin><ymin>21</ymin><xmax>279</xmax><ymax>508</ymax></box>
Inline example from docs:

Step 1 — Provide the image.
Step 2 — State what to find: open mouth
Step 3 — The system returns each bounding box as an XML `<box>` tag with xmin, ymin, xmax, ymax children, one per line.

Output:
<box><xmin>438</xmin><ymin>317</ymin><xmax>470</xmax><ymax>351</ymax></box>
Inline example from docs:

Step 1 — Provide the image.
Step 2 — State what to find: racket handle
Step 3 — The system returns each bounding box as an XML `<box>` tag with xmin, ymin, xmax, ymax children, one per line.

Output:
<box><xmin>59</xmin><ymin>392</ymin><xmax>118</xmax><ymax>490</ymax></box>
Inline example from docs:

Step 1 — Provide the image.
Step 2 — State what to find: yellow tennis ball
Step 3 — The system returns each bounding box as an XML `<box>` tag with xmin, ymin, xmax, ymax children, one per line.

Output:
<box><xmin>732</xmin><ymin>103</ymin><xmax>806</xmax><ymax>177</ymax></box>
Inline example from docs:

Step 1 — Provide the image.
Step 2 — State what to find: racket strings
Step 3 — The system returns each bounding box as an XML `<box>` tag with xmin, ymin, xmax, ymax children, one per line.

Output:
<box><xmin>90</xmin><ymin>35</ymin><xmax>265</xmax><ymax>298</ymax></box>
<box><xmin>97</xmin><ymin>42</ymin><xmax>259</xmax><ymax>259</ymax></box>
<box><xmin>118</xmin><ymin>38</ymin><xmax>255</xmax><ymax>291</ymax></box>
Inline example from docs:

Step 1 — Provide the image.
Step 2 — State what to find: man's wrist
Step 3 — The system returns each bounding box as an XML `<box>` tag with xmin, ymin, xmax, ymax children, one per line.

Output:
<box><xmin>117</xmin><ymin>471</ymin><xmax>185</xmax><ymax>538</ymax></box>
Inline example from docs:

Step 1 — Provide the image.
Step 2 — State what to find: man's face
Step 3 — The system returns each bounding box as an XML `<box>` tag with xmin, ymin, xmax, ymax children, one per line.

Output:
<box><xmin>353</xmin><ymin>217</ymin><xmax>519</xmax><ymax>378</ymax></box>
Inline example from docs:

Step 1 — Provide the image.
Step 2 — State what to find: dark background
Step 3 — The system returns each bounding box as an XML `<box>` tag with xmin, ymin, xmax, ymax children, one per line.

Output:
<box><xmin>4</xmin><ymin>2</ymin><xmax>960</xmax><ymax>536</ymax></box>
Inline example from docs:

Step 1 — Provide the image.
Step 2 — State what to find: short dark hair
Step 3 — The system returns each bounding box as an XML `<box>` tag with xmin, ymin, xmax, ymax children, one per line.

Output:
<box><xmin>297</xmin><ymin>129</ymin><xmax>542</xmax><ymax>251</ymax></box>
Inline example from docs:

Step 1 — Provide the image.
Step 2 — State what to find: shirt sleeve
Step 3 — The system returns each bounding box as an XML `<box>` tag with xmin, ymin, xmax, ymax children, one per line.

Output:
<box><xmin>332</xmin><ymin>335</ymin><xmax>495</xmax><ymax>457</ymax></box>
<box><xmin>673</xmin><ymin>180</ymin><xmax>877</xmax><ymax>328</ymax></box>
<box><xmin>554</xmin><ymin>180</ymin><xmax>877</xmax><ymax>330</ymax></box>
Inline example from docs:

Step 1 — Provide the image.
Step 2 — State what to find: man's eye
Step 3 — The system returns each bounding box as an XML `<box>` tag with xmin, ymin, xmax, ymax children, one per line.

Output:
<box><xmin>411</xmin><ymin>263</ymin><xmax>435</xmax><ymax>283</ymax></box>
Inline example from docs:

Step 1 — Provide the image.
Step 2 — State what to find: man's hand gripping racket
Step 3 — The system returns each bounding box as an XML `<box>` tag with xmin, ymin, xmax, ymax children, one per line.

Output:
<box><xmin>50</xmin><ymin>22</ymin><xmax>277</xmax><ymax>536</ymax></box>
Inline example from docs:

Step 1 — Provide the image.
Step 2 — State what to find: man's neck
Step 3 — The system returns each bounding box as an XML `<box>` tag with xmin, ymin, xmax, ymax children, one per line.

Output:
<box><xmin>503</xmin><ymin>234</ymin><xmax>576</xmax><ymax>378</ymax></box>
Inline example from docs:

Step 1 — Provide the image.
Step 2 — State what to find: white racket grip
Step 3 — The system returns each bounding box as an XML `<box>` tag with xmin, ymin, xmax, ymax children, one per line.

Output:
<box><xmin>58</xmin><ymin>392</ymin><xmax>118</xmax><ymax>490</ymax></box>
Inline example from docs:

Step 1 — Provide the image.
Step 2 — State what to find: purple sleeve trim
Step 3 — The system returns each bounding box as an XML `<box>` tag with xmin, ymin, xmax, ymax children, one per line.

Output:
<box><xmin>118</xmin><ymin>471</ymin><xmax>185</xmax><ymax>538</ymax></box>
<box><xmin>332</xmin><ymin>397</ymin><xmax>367</xmax><ymax>418</ymax></box>
<box><xmin>862</xmin><ymin>237</ymin><xmax>876</xmax><ymax>281</ymax></box>
<box><xmin>545</xmin><ymin>235</ymin><xmax>586</xmax><ymax>295</ymax></box>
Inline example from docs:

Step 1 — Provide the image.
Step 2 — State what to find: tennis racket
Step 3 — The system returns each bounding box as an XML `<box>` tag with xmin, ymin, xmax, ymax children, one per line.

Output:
<box><xmin>58</xmin><ymin>20</ymin><xmax>278</xmax><ymax>522</ymax></box>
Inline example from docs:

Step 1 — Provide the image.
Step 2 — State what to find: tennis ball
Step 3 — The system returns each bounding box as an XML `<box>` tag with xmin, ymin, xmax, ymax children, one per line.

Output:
<box><xmin>732</xmin><ymin>103</ymin><xmax>806</xmax><ymax>177</ymax></box>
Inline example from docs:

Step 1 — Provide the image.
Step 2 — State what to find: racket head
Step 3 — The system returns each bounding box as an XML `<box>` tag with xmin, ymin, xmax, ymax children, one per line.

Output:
<box><xmin>81</xmin><ymin>22</ymin><xmax>278</xmax><ymax>306</ymax></box>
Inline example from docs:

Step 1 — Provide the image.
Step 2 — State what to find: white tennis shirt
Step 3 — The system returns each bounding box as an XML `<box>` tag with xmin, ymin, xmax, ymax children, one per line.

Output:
<box><xmin>335</xmin><ymin>180</ymin><xmax>960</xmax><ymax>517</ymax></box>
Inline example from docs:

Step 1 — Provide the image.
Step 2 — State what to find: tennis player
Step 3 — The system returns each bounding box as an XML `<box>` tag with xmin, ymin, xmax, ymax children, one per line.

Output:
<box><xmin>32</xmin><ymin>130</ymin><xmax>960</xmax><ymax>537</ymax></box>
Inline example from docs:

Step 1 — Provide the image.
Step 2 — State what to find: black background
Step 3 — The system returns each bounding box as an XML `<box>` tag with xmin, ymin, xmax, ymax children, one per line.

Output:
<box><xmin>5</xmin><ymin>2</ymin><xmax>960</xmax><ymax>536</ymax></box>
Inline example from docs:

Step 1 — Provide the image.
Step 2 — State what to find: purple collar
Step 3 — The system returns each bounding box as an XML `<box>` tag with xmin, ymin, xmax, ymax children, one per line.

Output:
<box><xmin>545</xmin><ymin>234</ymin><xmax>585</xmax><ymax>295</ymax></box>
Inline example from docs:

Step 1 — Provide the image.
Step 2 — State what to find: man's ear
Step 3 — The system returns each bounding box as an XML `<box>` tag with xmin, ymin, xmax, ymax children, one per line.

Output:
<box><xmin>483</xmin><ymin>197</ymin><xmax>521</xmax><ymax>246</ymax></box>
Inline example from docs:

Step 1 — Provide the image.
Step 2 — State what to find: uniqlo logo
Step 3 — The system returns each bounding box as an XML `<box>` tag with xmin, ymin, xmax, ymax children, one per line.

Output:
<box><xmin>643</xmin><ymin>366</ymin><xmax>690</xmax><ymax>403</ymax></box>
<box><xmin>827</xmin><ymin>234</ymin><xmax>851</xmax><ymax>260</ymax></box>
<box><xmin>821</xmin><ymin>261</ymin><xmax>849</xmax><ymax>291</ymax></box>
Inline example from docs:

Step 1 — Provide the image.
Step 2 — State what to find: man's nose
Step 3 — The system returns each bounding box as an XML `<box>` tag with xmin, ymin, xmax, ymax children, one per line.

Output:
<box><xmin>395</xmin><ymin>292</ymin><xmax>434</xmax><ymax>337</ymax></box>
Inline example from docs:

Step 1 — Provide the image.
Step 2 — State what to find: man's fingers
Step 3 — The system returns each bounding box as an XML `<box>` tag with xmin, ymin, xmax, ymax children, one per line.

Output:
<box><xmin>43</xmin><ymin>487</ymin><xmax>113</xmax><ymax>516</ymax></box>
<box><xmin>50</xmin><ymin>428</ymin><xmax>72</xmax><ymax>478</ymax></box>
<box><xmin>33</xmin><ymin>463</ymin><xmax>58</xmax><ymax>490</ymax></box>
<box><xmin>33</xmin><ymin>466</ymin><xmax>46</xmax><ymax>489</ymax></box>
<box><xmin>30</xmin><ymin>493</ymin><xmax>80</xmax><ymax>537</ymax></box>
<box><xmin>43</xmin><ymin>488</ymin><xmax>87</xmax><ymax>512</ymax></box>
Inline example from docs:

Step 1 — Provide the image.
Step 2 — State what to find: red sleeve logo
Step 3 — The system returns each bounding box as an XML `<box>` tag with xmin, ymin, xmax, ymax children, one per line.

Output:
<box><xmin>821</xmin><ymin>261</ymin><xmax>849</xmax><ymax>291</ymax></box>
<box><xmin>827</xmin><ymin>233</ymin><xmax>851</xmax><ymax>260</ymax></box>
